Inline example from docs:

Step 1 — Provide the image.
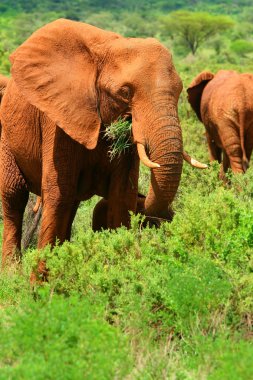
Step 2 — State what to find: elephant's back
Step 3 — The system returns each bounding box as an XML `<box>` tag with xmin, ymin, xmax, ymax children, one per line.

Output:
<box><xmin>239</xmin><ymin>74</ymin><xmax>253</xmax><ymax>111</ymax></box>
<box><xmin>202</xmin><ymin>72</ymin><xmax>253</xmax><ymax>124</ymax></box>
<box><xmin>1</xmin><ymin>78</ymin><xmax>42</xmax><ymax>194</ymax></box>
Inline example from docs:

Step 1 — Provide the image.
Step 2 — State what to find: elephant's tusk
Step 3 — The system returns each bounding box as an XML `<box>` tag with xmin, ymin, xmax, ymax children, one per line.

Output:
<box><xmin>33</xmin><ymin>196</ymin><xmax>42</xmax><ymax>213</ymax></box>
<box><xmin>137</xmin><ymin>143</ymin><xmax>160</xmax><ymax>169</ymax></box>
<box><xmin>183</xmin><ymin>151</ymin><xmax>208</xmax><ymax>169</ymax></box>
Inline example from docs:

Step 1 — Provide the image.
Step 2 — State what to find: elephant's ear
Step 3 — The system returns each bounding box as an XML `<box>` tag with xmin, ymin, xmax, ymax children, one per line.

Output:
<box><xmin>10</xmin><ymin>19</ymin><xmax>108</xmax><ymax>149</ymax></box>
<box><xmin>187</xmin><ymin>71</ymin><xmax>214</xmax><ymax>121</ymax></box>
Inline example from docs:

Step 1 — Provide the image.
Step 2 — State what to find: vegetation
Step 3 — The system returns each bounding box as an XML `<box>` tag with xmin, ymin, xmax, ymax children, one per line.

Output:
<box><xmin>230</xmin><ymin>39</ymin><xmax>253</xmax><ymax>57</ymax></box>
<box><xmin>105</xmin><ymin>118</ymin><xmax>132</xmax><ymax>161</ymax></box>
<box><xmin>160</xmin><ymin>11</ymin><xmax>234</xmax><ymax>55</ymax></box>
<box><xmin>0</xmin><ymin>0</ymin><xmax>253</xmax><ymax>379</ymax></box>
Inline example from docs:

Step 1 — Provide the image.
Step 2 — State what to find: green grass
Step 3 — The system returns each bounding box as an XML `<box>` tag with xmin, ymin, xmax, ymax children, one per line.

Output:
<box><xmin>104</xmin><ymin>118</ymin><xmax>133</xmax><ymax>160</ymax></box>
<box><xmin>0</xmin><ymin>293</ymin><xmax>132</xmax><ymax>380</ymax></box>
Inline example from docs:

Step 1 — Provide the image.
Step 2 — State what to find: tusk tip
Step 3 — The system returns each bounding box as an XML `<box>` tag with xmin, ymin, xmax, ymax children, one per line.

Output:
<box><xmin>191</xmin><ymin>159</ymin><xmax>208</xmax><ymax>169</ymax></box>
<box><xmin>137</xmin><ymin>143</ymin><xmax>161</xmax><ymax>169</ymax></box>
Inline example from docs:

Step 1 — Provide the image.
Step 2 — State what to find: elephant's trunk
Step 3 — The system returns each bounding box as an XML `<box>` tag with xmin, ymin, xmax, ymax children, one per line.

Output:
<box><xmin>133</xmin><ymin>102</ymin><xmax>183</xmax><ymax>219</ymax></box>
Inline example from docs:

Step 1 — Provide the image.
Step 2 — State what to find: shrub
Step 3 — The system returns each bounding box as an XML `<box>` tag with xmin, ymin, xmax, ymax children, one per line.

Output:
<box><xmin>0</xmin><ymin>294</ymin><xmax>132</xmax><ymax>380</ymax></box>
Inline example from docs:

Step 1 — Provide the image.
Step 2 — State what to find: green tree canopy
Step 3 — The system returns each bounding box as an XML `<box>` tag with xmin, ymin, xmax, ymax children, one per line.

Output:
<box><xmin>230</xmin><ymin>39</ymin><xmax>253</xmax><ymax>57</ymax></box>
<box><xmin>161</xmin><ymin>11</ymin><xmax>234</xmax><ymax>55</ymax></box>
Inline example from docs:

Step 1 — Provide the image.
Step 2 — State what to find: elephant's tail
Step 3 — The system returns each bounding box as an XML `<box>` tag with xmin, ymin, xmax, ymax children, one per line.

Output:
<box><xmin>239</xmin><ymin>112</ymin><xmax>249</xmax><ymax>172</ymax></box>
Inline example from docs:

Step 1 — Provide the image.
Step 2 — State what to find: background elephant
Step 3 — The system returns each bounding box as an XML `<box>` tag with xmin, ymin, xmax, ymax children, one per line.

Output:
<box><xmin>187</xmin><ymin>70</ymin><xmax>253</xmax><ymax>177</ymax></box>
<box><xmin>92</xmin><ymin>193</ymin><xmax>174</xmax><ymax>231</ymax></box>
<box><xmin>92</xmin><ymin>194</ymin><xmax>146</xmax><ymax>231</ymax></box>
<box><xmin>0</xmin><ymin>19</ymin><xmax>203</xmax><ymax>266</ymax></box>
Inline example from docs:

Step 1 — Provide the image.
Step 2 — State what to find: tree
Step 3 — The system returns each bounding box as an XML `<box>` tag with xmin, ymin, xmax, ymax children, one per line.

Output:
<box><xmin>230</xmin><ymin>39</ymin><xmax>253</xmax><ymax>57</ymax></box>
<box><xmin>160</xmin><ymin>11</ymin><xmax>234</xmax><ymax>55</ymax></box>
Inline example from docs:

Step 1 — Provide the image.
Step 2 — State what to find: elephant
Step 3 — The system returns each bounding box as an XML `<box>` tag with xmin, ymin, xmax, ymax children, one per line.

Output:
<box><xmin>92</xmin><ymin>194</ymin><xmax>146</xmax><ymax>231</ymax></box>
<box><xmin>0</xmin><ymin>19</ymin><xmax>206</xmax><ymax>267</ymax></box>
<box><xmin>92</xmin><ymin>193</ymin><xmax>172</xmax><ymax>231</ymax></box>
<box><xmin>187</xmin><ymin>70</ymin><xmax>253</xmax><ymax>177</ymax></box>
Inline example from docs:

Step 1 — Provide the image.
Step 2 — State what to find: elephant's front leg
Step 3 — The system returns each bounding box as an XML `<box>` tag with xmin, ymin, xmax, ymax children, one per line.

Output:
<box><xmin>38</xmin><ymin>198</ymin><xmax>77</xmax><ymax>248</ymax></box>
<box><xmin>38</xmin><ymin>127</ymin><xmax>80</xmax><ymax>248</ymax></box>
<box><xmin>31</xmin><ymin>192</ymin><xmax>79</xmax><ymax>282</ymax></box>
<box><xmin>107</xmin><ymin>151</ymin><xmax>139</xmax><ymax>229</ymax></box>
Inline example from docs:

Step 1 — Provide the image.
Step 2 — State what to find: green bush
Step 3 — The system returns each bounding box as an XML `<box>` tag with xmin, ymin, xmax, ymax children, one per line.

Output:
<box><xmin>25</xmin><ymin>231</ymin><xmax>232</xmax><ymax>337</ymax></box>
<box><xmin>230</xmin><ymin>39</ymin><xmax>253</xmax><ymax>56</ymax></box>
<box><xmin>0</xmin><ymin>294</ymin><xmax>132</xmax><ymax>380</ymax></box>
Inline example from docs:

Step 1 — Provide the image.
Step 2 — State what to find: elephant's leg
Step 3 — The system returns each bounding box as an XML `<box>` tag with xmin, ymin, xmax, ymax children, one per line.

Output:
<box><xmin>219</xmin><ymin>150</ymin><xmax>230</xmax><ymax>180</ymax></box>
<box><xmin>0</xmin><ymin>143</ymin><xmax>29</xmax><ymax>266</ymax></box>
<box><xmin>219</xmin><ymin>124</ymin><xmax>244</xmax><ymax>174</ymax></box>
<box><xmin>206</xmin><ymin>131</ymin><xmax>222</xmax><ymax>162</ymax></box>
<box><xmin>66</xmin><ymin>200</ymin><xmax>80</xmax><ymax>240</ymax></box>
<box><xmin>107</xmin><ymin>153</ymin><xmax>139</xmax><ymax>229</ymax></box>
<box><xmin>92</xmin><ymin>195</ymin><xmax>146</xmax><ymax>232</ymax></box>
<box><xmin>38</xmin><ymin>196</ymin><xmax>78</xmax><ymax>248</ymax></box>
<box><xmin>31</xmin><ymin>197</ymin><xmax>77</xmax><ymax>282</ymax></box>
<box><xmin>92</xmin><ymin>198</ymin><xmax>108</xmax><ymax>231</ymax></box>
<box><xmin>38</xmin><ymin>127</ymin><xmax>81</xmax><ymax>248</ymax></box>
<box><xmin>244</xmin><ymin>128</ymin><xmax>253</xmax><ymax>167</ymax></box>
<box><xmin>107</xmin><ymin>190</ymin><xmax>134</xmax><ymax>229</ymax></box>
<box><xmin>226</xmin><ymin>151</ymin><xmax>244</xmax><ymax>174</ymax></box>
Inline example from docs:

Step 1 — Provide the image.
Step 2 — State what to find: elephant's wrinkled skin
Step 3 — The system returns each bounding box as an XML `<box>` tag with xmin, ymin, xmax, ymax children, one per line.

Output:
<box><xmin>0</xmin><ymin>19</ymin><xmax>185</xmax><ymax>265</ymax></box>
<box><xmin>187</xmin><ymin>70</ymin><xmax>253</xmax><ymax>177</ymax></box>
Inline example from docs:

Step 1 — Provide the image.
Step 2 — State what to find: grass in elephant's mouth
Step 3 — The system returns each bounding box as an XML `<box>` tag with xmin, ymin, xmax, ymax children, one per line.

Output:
<box><xmin>104</xmin><ymin>118</ymin><xmax>133</xmax><ymax>160</ymax></box>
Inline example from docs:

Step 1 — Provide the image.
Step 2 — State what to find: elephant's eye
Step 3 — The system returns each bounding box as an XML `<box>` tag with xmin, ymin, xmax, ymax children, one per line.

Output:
<box><xmin>118</xmin><ymin>86</ymin><xmax>131</xmax><ymax>102</ymax></box>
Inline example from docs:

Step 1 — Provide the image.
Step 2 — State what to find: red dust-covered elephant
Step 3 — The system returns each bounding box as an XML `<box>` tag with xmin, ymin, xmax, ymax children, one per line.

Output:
<box><xmin>187</xmin><ymin>70</ymin><xmax>253</xmax><ymax>178</ymax></box>
<box><xmin>0</xmin><ymin>19</ymin><xmax>205</xmax><ymax>266</ymax></box>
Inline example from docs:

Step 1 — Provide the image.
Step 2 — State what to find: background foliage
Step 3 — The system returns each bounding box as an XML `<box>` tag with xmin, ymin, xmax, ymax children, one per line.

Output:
<box><xmin>0</xmin><ymin>0</ymin><xmax>253</xmax><ymax>379</ymax></box>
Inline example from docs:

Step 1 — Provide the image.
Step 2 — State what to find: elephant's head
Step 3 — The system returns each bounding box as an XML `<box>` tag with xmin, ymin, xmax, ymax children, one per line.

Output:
<box><xmin>187</xmin><ymin>71</ymin><xmax>214</xmax><ymax>121</ymax></box>
<box><xmin>10</xmin><ymin>19</ymin><xmax>204</xmax><ymax>220</ymax></box>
